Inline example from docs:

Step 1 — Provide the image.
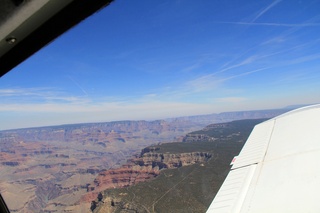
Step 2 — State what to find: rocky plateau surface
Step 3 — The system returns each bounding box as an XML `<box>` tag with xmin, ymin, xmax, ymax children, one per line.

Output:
<box><xmin>83</xmin><ymin>148</ymin><xmax>212</xmax><ymax>202</ymax></box>
<box><xmin>0</xmin><ymin>120</ymin><xmax>198</xmax><ymax>213</ymax></box>
<box><xmin>0</xmin><ymin>108</ymin><xmax>290</xmax><ymax>212</ymax></box>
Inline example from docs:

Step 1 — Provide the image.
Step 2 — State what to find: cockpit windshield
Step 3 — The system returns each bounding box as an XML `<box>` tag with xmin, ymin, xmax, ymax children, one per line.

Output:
<box><xmin>0</xmin><ymin>0</ymin><xmax>319</xmax><ymax>212</ymax></box>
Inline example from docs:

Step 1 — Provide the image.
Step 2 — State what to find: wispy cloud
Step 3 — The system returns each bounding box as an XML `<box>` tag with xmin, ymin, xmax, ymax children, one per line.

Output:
<box><xmin>215</xmin><ymin>96</ymin><xmax>247</xmax><ymax>103</ymax></box>
<box><xmin>218</xmin><ymin>22</ymin><xmax>320</xmax><ymax>27</ymax></box>
<box><xmin>222</xmin><ymin>68</ymin><xmax>270</xmax><ymax>81</ymax></box>
<box><xmin>180</xmin><ymin>61</ymin><xmax>204</xmax><ymax>73</ymax></box>
<box><xmin>285</xmin><ymin>53</ymin><xmax>320</xmax><ymax>65</ymax></box>
<box><xmin>0</xmin><ymin>87</ymin><xmax>89</xmax><ymax>104</ymax></box>
<box><xmin>0</xmin><ymin>88</ymin><xmax>51</xmax><ymax>97</ymax></box>
<box><xmin>261</xmin><ymin>36</ymin><xmax>286</xmax><ymax>45</ymax></box>
<box><xmin>67</xmin><ymin>76</ymin><xmax>88</xmax><ymax>96</ymax></box>
<box><xmin>252</xmin><ymin>0</ymin><xmax>282</xmax><ymax>22</ymax></box>
<box><xmin>220</xmin><ymin>46</ymin><xmax>258</xmax><ymax>70</ymax></box>
<box><xmin>184</xmin><ymin>75</ymin><xmax>222</xmax><ymax>93</ymax></box>
<box><xmin>271</xmin><ymin>71</ymin><xmax>313</xmax><ymax>86</ymax></box>
<box><xmin>214</xmin><ymin>55</ymin><xmax>259</xmax><ymax>76</ymax></box>
<box><xmin>158</xmin><ymin>67</ymin><xmax>271</xmax><ymax>101</ymax></box>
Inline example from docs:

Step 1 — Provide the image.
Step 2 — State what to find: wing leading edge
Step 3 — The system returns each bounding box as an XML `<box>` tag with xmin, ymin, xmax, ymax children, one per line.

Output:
<box><xmin>207</xmin><ymin>104</ymin><xmax>320</xmax><ymax>213</ymax></box>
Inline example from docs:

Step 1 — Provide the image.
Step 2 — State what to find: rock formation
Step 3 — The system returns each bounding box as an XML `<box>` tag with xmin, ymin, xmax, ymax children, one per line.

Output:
<box><xmin>0</xmin><ymin>109</ymin><xmax>289</xmax><ymax>212</ymax></box>
<box><xmin>83</xmin><ymin>149</ymin><xmax>212</xmax><ymax>203</ymax></box>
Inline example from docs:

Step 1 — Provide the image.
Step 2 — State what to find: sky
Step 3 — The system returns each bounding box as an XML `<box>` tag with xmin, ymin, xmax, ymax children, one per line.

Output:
<box><xmin>1</xmin><ymin>0</ymin><xmax>320</xmax><ymax>130</ymax></box>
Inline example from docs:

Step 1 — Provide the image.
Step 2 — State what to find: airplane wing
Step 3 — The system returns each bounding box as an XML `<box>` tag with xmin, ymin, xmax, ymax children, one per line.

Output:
<box><xmin>207</xmin><ymin>104</ymin><xmax>320</xmax><ymax>213</ymax></box>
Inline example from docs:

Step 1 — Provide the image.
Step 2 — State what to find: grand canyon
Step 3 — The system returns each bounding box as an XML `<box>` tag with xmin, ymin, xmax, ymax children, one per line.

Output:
<box><xmin>0</xmin><ymin>108</ymin><xmax>289</xmax><ymax>212</ymax></box>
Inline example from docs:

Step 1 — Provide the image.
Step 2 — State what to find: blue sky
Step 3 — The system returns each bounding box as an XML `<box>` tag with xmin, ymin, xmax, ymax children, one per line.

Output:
<box><xmin>1</xmin><ymin>0</ymin><xmax>320</xmax><ymax>130</ymax></box>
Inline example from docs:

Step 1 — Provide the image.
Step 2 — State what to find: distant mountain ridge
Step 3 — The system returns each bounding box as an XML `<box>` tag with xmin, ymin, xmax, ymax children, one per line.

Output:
<box><xmin>0</xmin><ymin>108</ymin><xmax>291</xmax><ymax>146</ymax></box>
<box><xmin>164</xmin><ymin>108</ymin><xmax>290</xmax><ymax>126</ymax></box>
<box><xmin>0</xmin><ymin>108</ymin><xmax>294</xmax><ymax>212</ymax></box>
<box><xmin>1</xmin><ymin>107</ymin><xmax>291</xmax><ymax>134</ymax></box>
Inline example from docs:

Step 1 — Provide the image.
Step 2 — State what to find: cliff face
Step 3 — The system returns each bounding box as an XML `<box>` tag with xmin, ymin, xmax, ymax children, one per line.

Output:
<box><xmin>0</xmin><ymin>109</ymin><xmax>289</xmax><ymax>144</ymax></box>
<box><xmin>84</xmin><ymin>150</ymin><xmax>212</xmax><ymax>202</ymax></box>
<box><xmin>89</xmin><ymin>118</ymin><xmax>277</xmax><ymax>213</ymax></box>
<box><xmin>0</xmin><ymin>120</ymin><xmax>201</xmax><ymax>213</ymax></box>
<box><xmin>91</xmin><ymin>141</ymin><xmax>246</xmax><ymax>213</ymax></box>
<box><xmin>0</xmin><ymin>120</ymin><xmax>180</xmax><ymax>143</ymax></box>
<box><xmin>89</xmin><ymin>166</ymin><xmax>159</xmax><ymax>192</ymax></box>
<box><xmin>138</xmin><ymin>152</ymin><xmax>212</xmax><ymax>169</ymax></box>
<box><xmin>183</xmin><ymin>133</ymin><xmax>215</xmax><ymax>142</ymax></box>
<box><xmin>183</xmin><ymin>118</ymin><xmax>268</xmax><ymax>143</ymax></box>
<box><xmin>0</xmin><ymin>112</ymin><xmax>287</xmax><ymax>212</ymax></box>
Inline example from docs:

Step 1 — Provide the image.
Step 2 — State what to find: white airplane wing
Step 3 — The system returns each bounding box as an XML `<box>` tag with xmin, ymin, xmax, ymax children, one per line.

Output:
<box><xmin>207</xmin><ymin>104</ymin><xmax>320</xmax><ymax>213</ymax></box>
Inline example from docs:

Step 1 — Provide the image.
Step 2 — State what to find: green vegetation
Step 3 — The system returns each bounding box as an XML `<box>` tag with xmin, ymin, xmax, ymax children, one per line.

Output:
<box><xmin>95</xmin><ymin>142</ymin><xmax>243</xmax><ymax>213</ymax></box>
<box><xmin>189</xmin><ymin>118</ymin><xmax>267</xmax><ymax>143</ymax></box>
<box><xmin>147</xmin><ymin>141</ymin><xmax>221</xmax><ymax>154</ymax></box>
<box><xmin>93</xmin><ymin>118</ymin><xmax>265</xmax><ymax>213</ymax></box>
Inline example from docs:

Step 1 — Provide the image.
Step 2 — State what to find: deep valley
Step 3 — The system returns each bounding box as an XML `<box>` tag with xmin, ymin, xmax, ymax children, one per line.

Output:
<box><xmin>0</xmin><ymin>109</ymin><xmax>287</xmax><ymax>212</ymax></box>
